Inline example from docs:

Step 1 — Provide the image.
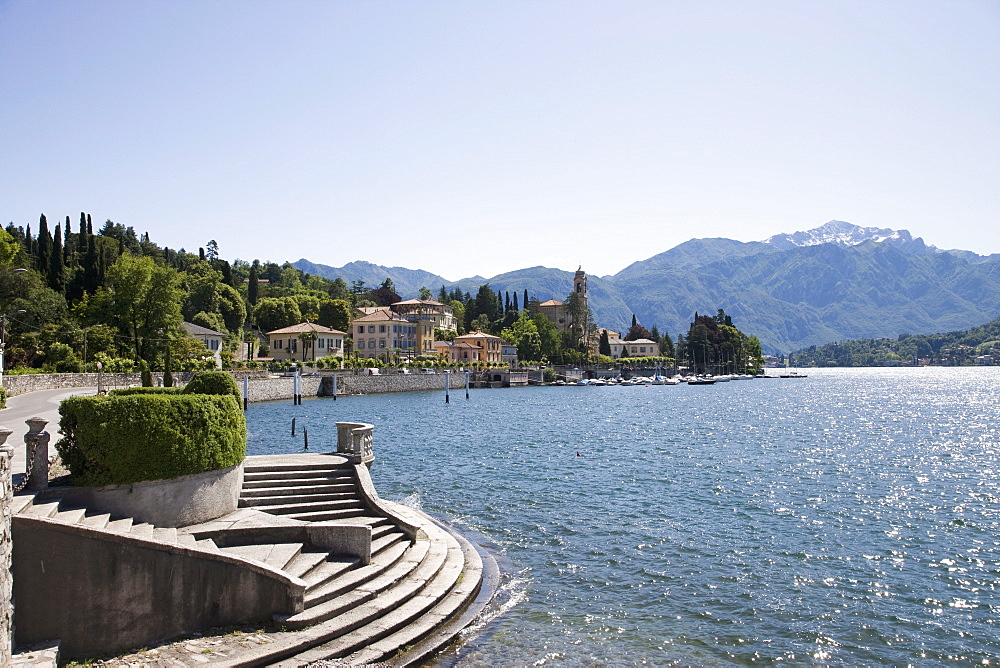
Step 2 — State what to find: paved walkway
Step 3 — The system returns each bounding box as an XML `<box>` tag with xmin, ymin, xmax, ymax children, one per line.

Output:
<box><xmin>0</xmin><ymin>386</ymin><xmax>97</xmax><ymax>475</ymax></box>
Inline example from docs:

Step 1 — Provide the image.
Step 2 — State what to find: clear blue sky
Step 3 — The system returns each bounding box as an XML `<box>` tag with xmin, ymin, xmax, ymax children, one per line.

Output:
<box><xmin>2</xmin><ymin>0</ymin><xmax>997</xmax><ymax>281</ymax></box>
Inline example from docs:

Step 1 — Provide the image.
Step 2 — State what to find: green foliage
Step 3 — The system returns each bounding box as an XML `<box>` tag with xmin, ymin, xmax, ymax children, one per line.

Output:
<box><xmin>109</xmin><ymin>387</ymin><xmax>184</xmax><ymax>396</ymax></box>
<box><xmin>790</xmin><ymin>316</ymin><xmax>1000</xmax><ymax>367</ymax></box>
<box><xmin>254</xmin><ymin>297</ymin><xmax>302</xmax><ymax>332</ymax></box>
<box><xmin>183</xmin><ymin>371</ymin><xmax>242</xmax><ymax>402</ymax></box>
<box><xmin>318</xmin><ymin>299</ymin><xmax>351</xmax><ymax>332</ymax></box>
<box><xmin>0</xmin><ymin>386</ymin><xmax>6</xmax><ymax>409</ymax></box>
<box><xmin>56</xmin><ymin>393</ymin><xmax>246</xmax><ymax>486</ymax></box>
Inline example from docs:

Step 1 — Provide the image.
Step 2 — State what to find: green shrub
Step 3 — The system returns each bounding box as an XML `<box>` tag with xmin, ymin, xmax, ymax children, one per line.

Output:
<box><xmin>0</xmin><ymin>386</ymin><xmax>6</xmax><ymax>410</ymax></box>
<box><xmin>57</xmin><ymin>393</ymin><xmax>246</xmax><ymax>486</ymax></box>
<box><xmin>109</xmin><ymin>387</ymin><xmax>184</xmax><ymax>396</ymax></box>
<box><xmin>183</xmin><ymin>371</ymin><xmax>241</xmax><ymax>402</ymax></box>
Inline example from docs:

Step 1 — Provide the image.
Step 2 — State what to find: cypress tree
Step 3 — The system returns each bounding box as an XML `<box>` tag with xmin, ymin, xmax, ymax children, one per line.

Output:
<box><xmin>505</xmin><ymin>291</ymin><xmax>511</xmax><ymax>313</ymax></box>
<box><xmin>523</xmin><ymin>289</ymin><xmax>529</xmax><ymax>311</ymax></box>
<box><xmin>86</xmin><ymin>214</ymin><xmax>92</xmax><ymax>236</ymax></box>
<box><xmin>599</xmin><ymin>329</ymin><xmax>611</xmax><ymax>356</ymax></box>
<box><xmin>37</xmin><ymin>214</ymin><xmax>51</xmax><ymax>274</ymax></box>
<box><xmin>513</xmin><ymin>292</ymin><xmax>519</xmax><ymax>312</ymax></box>
<box><xmin>631</xmin><ymin>314</ymin><xmax>638</xmax><ymax>328</ymax></box>
<box><xmin>248</xmin><ymin>264</ymin><xmax>260</xmax><ymax>306</ymax></box>
<box><xmin>51</xmin><ymin>222</ymin><xmax>65</xmax><ymax>293</ymax></box>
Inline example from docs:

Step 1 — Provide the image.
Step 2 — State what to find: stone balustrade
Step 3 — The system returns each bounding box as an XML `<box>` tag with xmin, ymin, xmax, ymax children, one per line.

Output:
<box><xmin>335</xmin><ymin>422</ymin><xmax>375</xmax><ymax>466</ymax></box>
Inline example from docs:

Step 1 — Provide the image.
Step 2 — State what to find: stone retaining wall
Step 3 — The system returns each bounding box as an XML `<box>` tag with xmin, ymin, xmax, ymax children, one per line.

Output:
<box><xmin>0</xmin><ymin>443</ymin><xmax>12</xmax><ymax>664</ymax></box>
<box><xmin>2</xmin><ymin>370</ymin><xmax>272</xmax><ymax>397</ymax></box>
<box><xmin>3</xmin><ymin>370</ymin><xmax>462</xmax><ymax>404</ymax></box>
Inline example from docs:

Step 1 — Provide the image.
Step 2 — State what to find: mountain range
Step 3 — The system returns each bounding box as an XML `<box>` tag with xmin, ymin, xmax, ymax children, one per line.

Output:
<box><xmin>293</xmin><ymin>221</ymin><xmax>1000</xmax><ymax>353</ymax></box>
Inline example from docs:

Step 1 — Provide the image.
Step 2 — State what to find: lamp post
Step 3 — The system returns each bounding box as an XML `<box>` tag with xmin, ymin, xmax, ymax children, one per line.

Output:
<box><xmin>96</xmin><ymin>361</ymin><xmax>103</xmax><ymax>394</ymax></box>
<box><xmin>0</xmin><ymin>308</ymin><xmax>27</xmax><ymax>388</ymax></box>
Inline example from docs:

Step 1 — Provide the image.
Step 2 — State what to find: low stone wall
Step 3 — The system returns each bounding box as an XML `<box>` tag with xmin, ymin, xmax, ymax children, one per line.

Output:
<box><xmin>38</xmin><ymin>463</ymin><xmax>244</xmax><ymax>528</ymax></box>
<box><xmin>4</xmin><ymin>370</ymin><xmax>462</xmax><ymax>404</ymax></box>
<box><xmin>241</xmin><ymin>373</ymin><xmax>453</xmax><ymax>403</ymax></box>
<box><xmin>12</xmin><ymin>518</ymin><xmax>301</xmax><ymax>658</ymax></box>
<box><xmin>2</xmin><ymin>370</ymin><xmax>272</xmax><ymax>397</ymax></box>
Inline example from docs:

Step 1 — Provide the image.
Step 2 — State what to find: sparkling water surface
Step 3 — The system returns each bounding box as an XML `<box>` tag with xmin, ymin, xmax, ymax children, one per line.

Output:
<box><xmin>247</xmin><ymin>367</ymin><xmax>1000</xmax><ymax>666</ymax></box>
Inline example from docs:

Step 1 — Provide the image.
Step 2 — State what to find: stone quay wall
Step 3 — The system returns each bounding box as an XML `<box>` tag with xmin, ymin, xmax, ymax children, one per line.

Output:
<box><xmin>245</xmin><ymin>373</ymin><xmax>452</xmax><ymax>402</ymax></box>
<box><xmin>2</xmin><ymin>370</ymin><xmax>272</xmax><ymax>397</ymax></box>
<box><xmin>2</xmin><ymin>370</ymin><xmax>457</xmax><ymax>404</ymax></box>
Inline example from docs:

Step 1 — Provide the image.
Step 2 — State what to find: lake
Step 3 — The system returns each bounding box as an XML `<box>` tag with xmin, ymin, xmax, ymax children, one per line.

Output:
<box><xmin>247</xmin><ymin>367</ymin><xmax>1000</xmax><ymax>666</ymax></box>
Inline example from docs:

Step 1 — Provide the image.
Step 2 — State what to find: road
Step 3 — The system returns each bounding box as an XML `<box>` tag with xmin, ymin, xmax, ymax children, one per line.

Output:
<box><xmin>0</xmin><ymin>387</ymin><xmax>97</xmax><ymax>475</ymax></box>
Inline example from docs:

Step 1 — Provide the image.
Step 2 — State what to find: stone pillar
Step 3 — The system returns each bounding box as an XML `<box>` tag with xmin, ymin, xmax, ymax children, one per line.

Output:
<box><xmin>0</xmin><ymin>426</ymin><xmax>15</xmax><ymax>664</ymax></box>
<box><xmin>23</xmin><ymin>418</ymin><xmax>49</xmax><ymax>492</ymax></box>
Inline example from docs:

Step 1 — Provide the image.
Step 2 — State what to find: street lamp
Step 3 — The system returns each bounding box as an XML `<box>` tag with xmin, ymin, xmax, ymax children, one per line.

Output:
<box><xmin>0</xmin><ymin>308</ymin><xmax>27</xmax><ymax>388</ymax></box>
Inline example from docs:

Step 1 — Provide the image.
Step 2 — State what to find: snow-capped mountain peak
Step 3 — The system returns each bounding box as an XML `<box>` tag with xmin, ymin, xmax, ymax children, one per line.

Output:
<box><xmin>763</xmin><ymin>220</ymin><xmax>911</xmax><ymax>250</ymax></box>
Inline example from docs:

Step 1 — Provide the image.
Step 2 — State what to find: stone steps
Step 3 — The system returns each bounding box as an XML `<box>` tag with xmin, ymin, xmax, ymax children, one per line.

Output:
<box><xmin>270</xmin><ymin>521</ymin><xmax>471</xmax><ymax>665</ymax></box>
<box><xmin>11</xmin><ymin>493</ymin><xmax>221</xmax><ymax>554</ymax></box>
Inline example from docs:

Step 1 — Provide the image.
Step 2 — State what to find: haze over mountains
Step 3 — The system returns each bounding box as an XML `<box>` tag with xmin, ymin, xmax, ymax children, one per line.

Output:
<box><xmin>294</xmin><ymin>221</ymin><xmax>1000</xmax><ymax>353</ymax></box>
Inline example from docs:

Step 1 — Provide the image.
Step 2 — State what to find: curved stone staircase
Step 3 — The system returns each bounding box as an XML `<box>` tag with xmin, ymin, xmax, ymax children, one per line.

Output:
<box><xmin>12</xmin><ymin>454</ymin><xmax>496</xmax><ymax>666</ymax></box>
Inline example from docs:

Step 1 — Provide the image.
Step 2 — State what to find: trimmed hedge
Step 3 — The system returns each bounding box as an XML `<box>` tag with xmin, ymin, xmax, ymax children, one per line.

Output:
<box><xmin>108</xmin><ymin>387</ymin><xmax>184</xmax><ymax>396</ymax></box>
<box><xmin>57</xmin><ymin>393</ymin><xmax>246</xmax><ymax>487</ymax></box>
<box><xmin>0</xmin><ymin>386</ymin><xmax>5</xmax><ymax>410</ymax></box>
<box><xmin>183</xmin><ymin>371</ymin><xmax>242</xmax><ymax>403</ymax></box>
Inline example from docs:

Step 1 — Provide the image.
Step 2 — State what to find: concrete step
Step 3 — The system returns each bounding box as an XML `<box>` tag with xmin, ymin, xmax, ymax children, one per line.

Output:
<box><xmin>53</xmin><ymin>507</ymin><xmax>88</xmax><ymax>524</ymax></box>
<box><xmin>245</xmin><ymin>462</ymin><xmax>353</xmax><ymax>474</ymax></box>
<box><xmin>349</xmin><ymin>529</ymin><xmax>487</xmax><ymax>666</ymax></box>
<box><xmin>130</xmin><ymin>523</ymin><xmax>155</xmax><ymax>540</ymax></box>
<box><xmin>243</xmin><ymin>469</ymin><xmax>354</xmax><ymax>483</ymax></box>
<box><xmin>260</xmin><ymin>543</ymin><xmax>306</xmax><ymax>570</ymax></box>
<box><xmin>282</xmin><ymin>534</ymin><xmax>441</xmax><ymax>630</ymax></box>
<box><xmin>285</xmin><ymin>549</ymin><xmax>333</xmax><ymax>579</ymax></box>
<box><xmin>153</xmin><ymin>527</ymin><xmax>178</xmax><ymax>543</ymax></box>
<box><xmin>240</xmin><ymin>482</ymin><xmax>356</xmax><ymax>497</ymax></box>
<box><xmin>176</xmin><ymin>533</ymin><xmax>199</xmax><ymax>547</ymax></box>
<box><xmin>338</xmin><ymin>539</ymin><xmax>475</xmax><ymax>666</ymax></box>
<box><xmin>220</xmin><ymin>544</ymin><xmax>277</xmax><ymax>563</ymax></box>
<box><xmin>196</xmin><ymin>538</ymin><xmax>220</xmax><ymax>553</ymax></box>
<box><xmin>371</xmin><ymin>531</ymin><xmax>407</xmax><ymax>555</ymax></box>
<box><xmin>105</xmin><ymin>518</ymin><xmax>134</xmax><ymax>533</ymax></box>
<box><xmin>241</xmin><ymin>475</ymin><xmax>354</xmax><ymax>490</ymax></box>
<box><xmin>252</xmin><ymin>498</ymin><xmax>366</xmax><ymax>516</ymax></box>
<box><xmin>10</xmin><ymin>494</ymin><xmax>35</xmax><ymax>515</ymax></box>
<box><xmin>300</xmin><ymin>555</ymin><xmax>368</xmax><ymax>592</ymax></box>
<box><xmin>282</xmin><ymin>508</ymin><xmax>372</xmax><ymax>522</ymax></box>
<box><xmin>274</xmin><ymin>528</ymin><xmax>460</xmax><ymax>660</ymax></box>
<box><xmin>240</xmin><ymin>491</ymin><xmax>359</xmax><ymax>508</ymax></box>
<box><xmin>21</xmin><ymin>500</ymin><xmax>61</xmax><ymax>518</ymax></box>
<box><xmin>302</xmin><ymin>539</ymin><xmax>420</xmax><ymax>609</ymax></box>
<box><xmin>80</xmin><ymin>512</ymin><xmax>112</xmax><ymax>529</ymax></box>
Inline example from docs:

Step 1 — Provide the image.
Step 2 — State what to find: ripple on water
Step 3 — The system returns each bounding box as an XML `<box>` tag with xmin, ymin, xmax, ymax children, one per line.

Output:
<box><xmin>248</xmin><ymin>367</ymin><xmax>1000</xmax><ymax>665</ymax></box>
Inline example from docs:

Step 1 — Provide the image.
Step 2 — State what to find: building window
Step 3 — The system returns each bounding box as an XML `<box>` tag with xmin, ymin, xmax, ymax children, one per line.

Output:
<box><xmin>368</xmin><ymin>326</ymin><xmax>375</xmax><ymax>333</ymax></box>
<box><xmin>379</xmin><ymin>325</ymin><xmax>386</xmax><ymax>333</ymax></box>
<box><xmin>358</xmin><ymin>326</ymin><xmax>364</xmax><ymax>335</ymax></box>
<box><xmin>358</xmin><ymin>340</ymin><xmax>365</xmax><ymax>349</ymax></box>
<box><xmin>369</xmin><ymin>339</ymin><xmax>375</xmax><ymax>349</ymax></box>
<box><xmin>379</xmin><ymin>339</ymin><xmax>386</xmax><ymax>348</ymax></box>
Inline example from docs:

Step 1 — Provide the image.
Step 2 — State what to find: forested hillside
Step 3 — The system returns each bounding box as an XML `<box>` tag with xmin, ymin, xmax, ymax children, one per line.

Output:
<box><xmin>789</xmin><ymin>317</ymin><xmax>1000</xmax><ymax>366</ymax></box>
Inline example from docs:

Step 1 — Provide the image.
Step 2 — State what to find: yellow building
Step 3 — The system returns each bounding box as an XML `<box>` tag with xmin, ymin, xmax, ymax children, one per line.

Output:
<box><xmin>267</xmin><ymin>322</ymin><xmax>346</xmax><ymax>362</ymax></box>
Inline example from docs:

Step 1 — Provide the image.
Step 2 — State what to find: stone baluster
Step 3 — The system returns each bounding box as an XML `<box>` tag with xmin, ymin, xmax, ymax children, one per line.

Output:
<box><xmin>23</xmin><ymin>417</ymin><xmax>49</xmax><ymax>492</ymax></box>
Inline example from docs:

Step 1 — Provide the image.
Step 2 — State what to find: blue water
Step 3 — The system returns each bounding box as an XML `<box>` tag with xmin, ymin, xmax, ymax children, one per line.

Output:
<box><xmin>247</xmin><ymin>367</ymin><xmax>1000</xmax><ymax>666</ymax></box>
